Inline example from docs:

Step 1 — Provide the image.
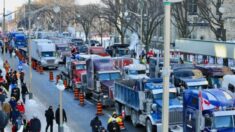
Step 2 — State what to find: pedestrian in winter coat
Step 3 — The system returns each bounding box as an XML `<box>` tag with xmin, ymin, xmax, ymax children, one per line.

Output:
<box><xmin>45</xmin><ymin>106</ymin><xmax>54</xmax><ymax>132</ymax></box>
<box><xmin>2</xmin><ymin>102</ymin><xmax>11</xmax><ymax>117</ymax></box>
<box><xmin>16</xmin><ymin>101</ymin><xmax>25</xmax><ymax>114</ymax></box>
<box><xmin>29</xmin><ymin>117</ymin><xmax>41</xmax><ymax>132</ymax></box>
<box><xmin>12</xmin><ymin>109</ymin><xmax>20</xmax><ymax>125</ymax></box>
<box><xmin>11</xmin><ymin>87</ymin><xmax>20</xmax><ymax>102</ymax></box>
<box><xmin>21</xmin><ymin>83</ymin><xmax>28</xmax><ymax>104</ymax></box>
<box><xmin>9</xmin><ymin>97</ymin><xmax>17</xmax><ymax>110</ymax></box>
<box><xmin>90</xmin><ymin>116</ymin><xmax>102</xmax><ymax>132</ymax></box>
<box><xmin>107</xmin><ymin>120</ymin><xmax>120</xmax><ymax>132</ymax></box>
<box><xmin>20</xmin><ymin>71</ymin><xmax>24</xmax><ymax>83</ymax></box>
<box><xmin>55</xmin><ymin>106</ymin><xmax>67</xmax><ymax>125</ymax></box>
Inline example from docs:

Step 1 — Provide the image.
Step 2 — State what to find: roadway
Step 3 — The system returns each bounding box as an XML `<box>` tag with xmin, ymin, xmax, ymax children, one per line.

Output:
<box><xmin>1</xmin><ymin>52</ymin><xmax>145</xmax><ymax>132</ymax></box>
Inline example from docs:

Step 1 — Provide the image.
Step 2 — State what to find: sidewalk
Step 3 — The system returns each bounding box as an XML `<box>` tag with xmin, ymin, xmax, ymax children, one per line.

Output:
<box><xmin>1</xmin><ymin>57</ymin><xmax>72</xmax><ymax>132</ymax></box>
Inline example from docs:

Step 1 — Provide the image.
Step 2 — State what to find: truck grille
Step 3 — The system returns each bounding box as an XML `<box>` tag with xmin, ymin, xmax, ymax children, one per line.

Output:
<box><xmin>169</xmin><ymin>109</ymin><xmax>183</xmax><ymax>125</ymax></box>
<box><xmin>47</xmin><ymin>59</ymin><xmax>55</xmax><ymax>64</ymax></box>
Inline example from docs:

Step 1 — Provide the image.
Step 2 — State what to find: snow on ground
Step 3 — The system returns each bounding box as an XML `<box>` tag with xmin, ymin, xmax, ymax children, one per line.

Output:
<box><xmin>1</xmin><ymin>57</ymin><xmax>72</xmax><ymax>132</ymax></box>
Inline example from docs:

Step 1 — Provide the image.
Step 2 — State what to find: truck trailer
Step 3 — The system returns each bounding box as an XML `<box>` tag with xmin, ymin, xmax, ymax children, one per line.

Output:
<box><xmin>114</xmin><ymin>79</ymin><xmax>183</xmax><ymax>132</ymax></box>
<box><xmin>31</xmin><ymin>39</ymin><xmax>60</xmax><ymax>68</ymax></box>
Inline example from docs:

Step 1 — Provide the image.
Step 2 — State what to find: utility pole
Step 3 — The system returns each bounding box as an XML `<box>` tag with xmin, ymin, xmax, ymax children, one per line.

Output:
<box><xmin>28</xmin><ymin>0</ymin><xmax>33</xmax><ymax>99</ymax></box>
<box><xmin>162</xmin><ymin>0</ymin><xmax>182</xmax><ymax>131</ymax></box>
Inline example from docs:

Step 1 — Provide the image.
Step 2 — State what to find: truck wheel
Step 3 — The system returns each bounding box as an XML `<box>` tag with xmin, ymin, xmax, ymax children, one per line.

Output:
<box><xmin>131</xmin><ymin>110</ymin><xmax>138</xmax><ymax>127</ymax></box>
<box><xmin>115</xmin><ymin>102</ymin><xmax>122</xmax><ymax>115</ymax></box>
<box><xmin>146</xmin><ymin>119</ymin><xmax>156</xmax><ymax>132</ymax></box>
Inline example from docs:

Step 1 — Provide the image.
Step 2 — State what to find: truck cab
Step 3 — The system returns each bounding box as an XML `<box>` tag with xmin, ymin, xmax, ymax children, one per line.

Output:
<box><xmin>196</xmin><ymin>64</ymin><xmax>233</xmax><ymax>88</ymax></box>
<box><xmin>89</xmin><ymin>46</ymin><xmax>110</xmax><ymax>57</ymax></box>
<box><xmin>86</xmin><ymin>58</ymin><xmax>121</xmax><ymax>106</ymax></box>
<box><xmin>55</xmin><ymin>43</ymin><xmax>71</xmax><ymax>63</ymax></box>
<box><xmin>183</xmin><ymin>89</ymin><xmax>235</xmax><ymax>132</ymax></box>
<box><xmin>222</xmin><ymin>75</ymin><xmax>235</xmax><ymax>93</ymax></box>
<box><xmin>13</xmin><ymin>33</ymin><xmax>27</xmax><ymax>48</ymax></box>
<box><xmin>123</xmin><ymin>64</ymin><xmax>149</xmax><ymax>79</ymax></box>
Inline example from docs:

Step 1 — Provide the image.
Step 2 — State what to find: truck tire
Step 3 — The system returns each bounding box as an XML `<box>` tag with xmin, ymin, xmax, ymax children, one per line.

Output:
<box><xmin>131</xmin><ymin>110</ymin><xmax>138</xmax><ymax>127</ymax></box>
<box><xmin>146</xmin><ymin>119</ymin><xmax>156</xmax><ymax>132</ymax></box>
<box><xmin>115</xmin><ymin>102</ymin><xmax>122</xmax><ymax>115</ymax></box>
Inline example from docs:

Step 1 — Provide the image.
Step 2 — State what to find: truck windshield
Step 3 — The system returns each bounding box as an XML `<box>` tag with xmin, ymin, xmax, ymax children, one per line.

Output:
<box><xmin>98</xmin><ymin>72</ymin><xmax>121</xmax><ymax>81</ymax></box>
<box><xmin>57</xmin><ymin>47</ymin><xmax>69</xmax><ymax>51</ymax></box>
<box><xmin>212</xmin><ymin>115</ymin><xmax>234</xmax><ymax>129</ymax></box>
<box><xmin>129</xmin><ymin>70</ymin><xmax>146</xmax><ymax>75</ymax></box>
<box><xmin>41</xmin><ymin>52</ymin><xmax>55</xmax><ymax>57</ymax></box>
<box><xmin>153</xmin><ymin>92</ymin><xmax>177</xmax><ymax>100</ymax></box>
<box><xmin>188</xmin><ymin>85</ymin><xmax>208</xmax><ymax>90</ymax></box>
<box><xmin>76</xmin><ymin>64</ymin><xmax>86</xmax><ymax>70</ymax></box>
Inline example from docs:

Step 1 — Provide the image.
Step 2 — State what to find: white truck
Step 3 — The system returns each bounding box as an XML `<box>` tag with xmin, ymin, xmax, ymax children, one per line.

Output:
<box><xmin>31</xmin><ymin>39</ymin><xmax>60</xmax><ymax>69</ymax></box>
<box><xmin>123</xmin><ymin>64</ymin><xmax>149</xmax><ymax>79</ymax></box>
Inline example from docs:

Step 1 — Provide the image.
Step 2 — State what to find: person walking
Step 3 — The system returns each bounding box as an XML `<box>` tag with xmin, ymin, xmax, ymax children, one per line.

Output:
<box><xmin>90</xmin><ymin>116</ymin><xmax>102</xmax><ymax>132</ymax></box>
<box><xmin>11</xmin><ymin>87</ymin><xmax>20</xmax><ymax>102</ymax></box>
<box><xmin>2</xmin><ymin>102</ymin><xmax>11</xmax><ymax>118</ymax></box>
<box><xmin>55</xmin><ymin>106</ymin><xmax>67</xmax><ymax>130</ymax></box>
<box><xmin>107</xmin><ymin>120</ymin><xmax>120</xmax><ymax>132</ymax></box>
<box><xmin>19</xmin><ymin>71</ymin><xmax>25</xmax><ymax>84</ymax></box>
<box><xmin>29</xmin><ymin>116</ymin><xmax>41</xmax><ymax>132</ymax></box>
<box><xmin>45</xmin><ymin>106</ymin><xmax>54</xmax><ymax>132</ymax></box>
<box><xmin>16</xmin><ymin>101</ymin><xmax>25</xmax><ymax>115</ymax></box>
<box><xmin>21</xmin><ymin>83</ymin><xmax>28</xmax><ymax>104</ymax></box>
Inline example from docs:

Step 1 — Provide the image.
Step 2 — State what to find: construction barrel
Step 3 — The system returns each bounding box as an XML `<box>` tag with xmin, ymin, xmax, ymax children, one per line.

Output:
<box><xmin>49</xmin><ymin>71</ymin><xmax>54</xmax><ymax>81</ymax></box>
<box><xmin>118</xmin><ymin>116</ymin><xmax>125</xmax><ymax>130</ymax></box>
<box><xmin>96</xmin><ymin>101</ymin><xmax>103</xmax><ymax>116</ymax></box>
<box><xmin>63</xmin><ymin>79</ymin><xmax>67</xmax><ymax>89</ymax></box>
<box><xmin>79</xmin><ymin>92</ymin><xmax>85</xmax><ymax>106</ymax></box>
<box><xmin>74</xmin><ymin>88</ymin><xmax>79</xmax><ymax>100</ymax></box>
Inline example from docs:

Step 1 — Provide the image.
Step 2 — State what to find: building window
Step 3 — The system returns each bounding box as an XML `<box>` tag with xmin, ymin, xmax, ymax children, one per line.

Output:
<box><xmin>188</xmin><ymin>0</ymin><xmax>198</xmax><ymax>15</ymax></box>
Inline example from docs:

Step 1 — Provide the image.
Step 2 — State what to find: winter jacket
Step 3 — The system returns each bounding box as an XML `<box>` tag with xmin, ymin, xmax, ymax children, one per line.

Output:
<box><xmin>2</xmin><ymin>102</ymin><xmax>11</xmax><ymax>114</ymax></box>
<box><xmin>21</xmin><ymin>84</ymin><xmax>28</xmax><ymax>95</ymax></box>
<box><xmin>107</xmin><ymin>121</ymin><xmax>120</xmax><ymax>132</ymax></box>
<box><xmin>29</xmin><ymin>117</ymin><xmax>41</xmax><ymax>132</ymax></box>
<box><xmin>12</xmin><ymin>110</ymin><xmax>20</xmax><ymax>125</ymax></box>
<box><xmin>16</xmin><ymin>103</ymin><xmax>25</xmax><ymax>114</ymax></box>
<box><xmin>90</xmin><ymin>116</ymin><xmax>102</xmax><ymax>132</ymax></box>
<box><xmin>9</xmin><ymin>98</ymin><xmax>17</xmax><ymax>110</ymax></box>
<box><xmin>55</xmin><ymin>108</ymin><xmax>67</xmax><ymax>124</ymax></box>
<box><xmin>11</xmin><ymin>87</ymin><xmax>20</xmax><ymax>101</ymax></box>
<box><xmin>45</xmin><ymin>109</ymin><xmax>54</xmax><ymax>123</ymax></box>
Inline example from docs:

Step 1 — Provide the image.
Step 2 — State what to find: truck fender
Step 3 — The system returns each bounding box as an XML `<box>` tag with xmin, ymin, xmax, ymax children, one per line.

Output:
<box><xmin>146</xmin><ymin>115</ymin><xmax>162</xmax><ymax>132</ymax></box>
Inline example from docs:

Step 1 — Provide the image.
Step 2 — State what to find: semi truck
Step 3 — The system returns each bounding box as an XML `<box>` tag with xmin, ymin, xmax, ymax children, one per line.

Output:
<box><xmin>123</xmin><ymin>64</ymin><xmax>149</xmax><ymax>79</ymax></box>
<box><xmin>114</xmin><ymin>79</ymin><xmax>183</xmax><ymax>132</ymax></box>
<box><xmin>183</xmin><ymin>89</ymin><xmax>235</xmax><ymax>132</ymax></box>
<box><xmin>196</xmin><ymin>64</ymin><xmax>233</xmax><ymax>88</ymax></box>
<box><xmin>31</xmin><ymin>39</ymin><xmax>60</xmax><ymax>69</ymax></box>
<box><xmin>85</xmin><ymin>57</ymin><xmax>122</xmax><ymax>106</ymax></box>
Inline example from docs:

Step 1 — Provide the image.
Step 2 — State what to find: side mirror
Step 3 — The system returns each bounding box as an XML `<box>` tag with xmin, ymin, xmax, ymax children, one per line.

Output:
<box><xmin>151</xmin><ymin>104</ymin><xmax>157</xmax><ymax>111</ymax></box>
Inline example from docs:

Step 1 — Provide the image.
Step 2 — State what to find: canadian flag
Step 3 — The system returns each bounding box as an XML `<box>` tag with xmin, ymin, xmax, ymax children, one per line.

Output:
<box><xmin>199</xmin><ymin>91</ymin><xmax>216</xmax><ymax>110</ymax></box>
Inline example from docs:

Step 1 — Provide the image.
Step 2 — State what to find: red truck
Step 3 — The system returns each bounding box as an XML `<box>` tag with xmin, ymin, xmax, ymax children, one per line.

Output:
<box><xmin>60</xmin><ymin>57</ymin><xmax>87</xmax><ymax>90</ymax></box>
<box><xmin>89</xmin><ymin>46</ymin><xmax>110</xmax><ymax>57</ymax></box>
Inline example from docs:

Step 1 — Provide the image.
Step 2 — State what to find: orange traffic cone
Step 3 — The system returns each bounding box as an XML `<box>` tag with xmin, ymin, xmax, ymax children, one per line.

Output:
<box><xmin>79</xmin><ymin>92</ymin><xmax>85</xmax><ymax>106</ymax></box>
<box><xmin>49</xmin><ymin>71</ymin><xmax>54</xmax><ymax>81</ymax></box>
<box><xmin>96</xmin><ymin>101</ymin><xmax>103</xmax><ymax>116</ymax></box>
<box><xmin>39</xmin><ymin>66</ymin><xmax>43</xmax><ymax>74</ymax></box>
<box><xmin>36</xmin><ymin>65</ymin><xmax>40</xmax><ymax>72</ymax></box>
<box><xmin>118</xmin><ymin>116</ymin><xmax>125</xmax><ymax>130</ymax></box>
<box><xmin>74</xmin><ymin>88</ymin><xmax>79</xmax><ymax>100</ymax></box>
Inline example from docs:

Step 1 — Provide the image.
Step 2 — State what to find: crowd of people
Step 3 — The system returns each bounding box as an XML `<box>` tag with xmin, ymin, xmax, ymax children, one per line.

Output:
<box><xmin>0</xmin><ymin>60</ymin><xmax>42</xmax><ymax>132</ymax></box>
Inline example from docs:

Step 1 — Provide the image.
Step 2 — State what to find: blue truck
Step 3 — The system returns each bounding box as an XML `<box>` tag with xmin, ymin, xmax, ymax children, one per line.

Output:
<box><xmin>13</xmin><ymin>33</ymin><xmax>27</xmax><ymax>48</ymax></box>
<box><xmin>114</xmin><ymin>79</ymin><xmax>183</xmax><ymax>132</ymax></box>
<box><xmin>183</xmin><ymin>89</ymin><xmax>235</xmax><ymax>132</ymax></box>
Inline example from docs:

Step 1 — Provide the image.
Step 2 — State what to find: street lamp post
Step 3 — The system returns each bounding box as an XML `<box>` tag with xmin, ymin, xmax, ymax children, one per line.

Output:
<box><xmin>2</xmin><ymin>0</ymin><xmax>6</xmax><ymax>62</ymax></box>
<box><xmin>28</xmin><ymin>0</ymin><xmax>33</xmax><ymax>99</ymax></box>
<box><xmin>56</xmin><ymin>79</ymin><xmax>65</xmax><ymax>132</ymax></box>
<box><xmin>162</xmin><ymin>0</ymin><xmax>182</xmax><ymax>131</ymax></box>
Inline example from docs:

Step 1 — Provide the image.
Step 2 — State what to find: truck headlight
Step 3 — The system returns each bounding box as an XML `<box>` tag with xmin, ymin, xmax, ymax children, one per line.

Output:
<box><xmin>41</xmin><ymin>59</ymin><xmax>46</xmax><ymax>64</ymax></box>
<box><xmin>103</xmin><ymin>95</ymin><xmax>108</xmax><ymax>99</ymax></box>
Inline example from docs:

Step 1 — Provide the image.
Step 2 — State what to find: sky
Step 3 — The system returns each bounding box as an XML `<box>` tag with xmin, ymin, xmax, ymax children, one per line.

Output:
<box><xmin>0</xmin><ymin>0</ymin><xmax>100</xmax><ymax>14</ymax></box>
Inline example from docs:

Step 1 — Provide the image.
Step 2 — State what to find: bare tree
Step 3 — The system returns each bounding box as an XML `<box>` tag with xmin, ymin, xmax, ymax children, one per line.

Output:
<box><xmin>172</xmin><ymin>0</ymin><xmax>194</xmax><ymax>38</ymax></box>
<box><xmin>197</xmin><ymin>0</ymin><xmax>226</xmax><ymax>41</ymax></box>
<box><xmin>76</xmin><ymin>4</ymin><xmax>99</xmax><ymax>42</ymax></box>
